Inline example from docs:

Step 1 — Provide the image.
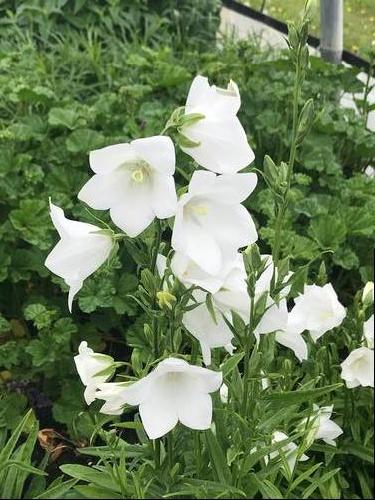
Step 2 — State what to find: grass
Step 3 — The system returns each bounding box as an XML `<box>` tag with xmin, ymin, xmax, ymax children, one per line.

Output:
<box><xmin>244</xmin><ymin>0</ymin><xmax>375</xmax><ymax>56</ymax></box>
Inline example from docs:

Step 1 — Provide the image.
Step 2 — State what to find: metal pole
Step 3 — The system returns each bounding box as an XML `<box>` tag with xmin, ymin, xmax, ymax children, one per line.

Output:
<box><xmin>320</xmin><ymin>0</ymin><xmax>343</xmax><ymax>63</ymax></box>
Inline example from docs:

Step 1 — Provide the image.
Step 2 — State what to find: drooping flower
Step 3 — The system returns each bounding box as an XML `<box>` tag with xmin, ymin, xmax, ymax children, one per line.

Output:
<box><xmin>96</xmin><ymin>357</ymin><xmax>222</xmax><ymax>439</ymax></box>
<box><xmin>179</xmin><ymin>75</ymin><xmax>255</xmax><ymax>173</ymax></box>
<box><xmin>74</xmin><ymin>341</ymin><xmax>115</xmax><ymax>405</ymax></box>
<box><xmin>172</xmin><ymin>171</ymin><xmax>257</xmax><ymax>275</ymax></box>
<box><xmin>182</xmin><ymin>296</ymin><xmax>235</xmax><ymax>366</ymax></box>
<box><xmin>300</xmin><ymin>405</ymin><xmax>343</xmax><ymax>446</ymax></box>
<box><xmin>45</xmin><ymin>200</ymin><xmax>114</xmax><ymax>311</ymax></box>
<box><xmin>341</xmin><ymin>347</ymin><xmax>374</xmax><ymax>388</ymax></box>
<box><xmin>268</xmin><ymin>431</ymin><xmax>309</xmax><ymax>475</ymax></box>
<box><xmin>271</xmin><ymin>304</ymin><xmax>309</xmax><ymax>363</ymax></box>
<box><xmin>287</xmin><ymin>284</ymin><xmax>346</xmax><ymax>341</ymax></box>
<box><xmin>78</xmin><ymin>136</ymin><xmax>177</xmax><ymax>237</ymax></box>
<box><xmin>363</xmin><ymin>315</ymin><xmax>374</xmax><ymax>349</ymax></box>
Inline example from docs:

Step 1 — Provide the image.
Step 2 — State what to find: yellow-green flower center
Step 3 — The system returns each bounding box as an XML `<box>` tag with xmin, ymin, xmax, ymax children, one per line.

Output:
<box><xmin>129</xmin><ymin>160</ymin><xmax>151</xmax><ymax>184</ymax></box>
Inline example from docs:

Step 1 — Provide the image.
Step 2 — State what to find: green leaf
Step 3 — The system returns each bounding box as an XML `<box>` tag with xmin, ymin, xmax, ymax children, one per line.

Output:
<box><xmin>24</xmin><ymin>304</ymin><xmax>57</xmax><ymax>330</ymax></box>
<box><xmin>220</xmin><ymin>352</ymin><xmax>244</xmax><ymax>377</ymax></box>
<box><xmin>204</xmin><ymin>430</ymin><xmax>231</xmax><ymax>485</ymax></box>
<box><xmin>9</xmin><ymin>199</ymin><xmax>52</xmax><ymax>250</ymax></box>
<box><xmin>59</xmin><ymin>465</ymin><xmax>121</xmax><ymax>493</ymax></box>
<box><xmin>34</xmin><ymin>478</ymin><xmax>78</xmax><ymax>499</ymax></box>
<box><xmin>66</xmin><ymin>128</ymin><xmax>104</xmax><ymax>153</ymax></box>
<box><xmin>48</xmin><ymin>107</ymin><xmax>86</xmax><ymax>130</ymax></box>
<box><xmin>309</xmin><ymin>215</ymin><xmax>347</xmax><ymax>250</ymax></box>
<box><xmin>302</xmin><ymin>468</ymin><xmax>341</xmax><ymax>499</ymax></box>
<box><xmin>252</xmin><ymin>475</ymin><xmax>283</xmax><ymax>499</ymax></box>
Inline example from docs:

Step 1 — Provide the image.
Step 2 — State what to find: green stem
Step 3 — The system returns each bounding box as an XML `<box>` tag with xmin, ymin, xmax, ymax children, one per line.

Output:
<box><xmin>154</xmin><ymin>439</ymin><xmax>160</xmax><ymax>470</ymax></box>
<box><xmin>151</xmin><ymin>220</ymin><xmax>162</xmax><ymax>361</ymax></box>
<box><xmin>242</xmin><ymin>295</ymin><xmax>255</xmax><ymax>416</ymax></box>
<box><xmin>191</xmin><ymin>338</ymin><xmax>198</xmax><ymax>364</ymax></box>
<box><xmin>272</xmin><ymin>48</ymin><xmax>302</xmax><ymax>267</ymax></box>
<box><xmin>167</xmin><ymin>432</ymin><xmax>174</xmax><ymax>471</ymax></box>
<box><xmin>151</xmin><ymin>219</ymin><xmax>162</xmax><ymax>274</ymax></box>
<box><xmin>169</xmin><ymin>309</ymin><xmax>175</xmax><ymax>353</ymax></box>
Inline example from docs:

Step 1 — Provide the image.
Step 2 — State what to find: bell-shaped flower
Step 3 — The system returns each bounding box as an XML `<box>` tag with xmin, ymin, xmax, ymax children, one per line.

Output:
<box><xmin>97</xmin><ymin>357</ymin><xmax>222</xmax><ymax>439</ymax></box>
<box><xmin>45</xmin><ymin>200</ymin><xmax>114</xmax><ymax>311</ymax></box>
<box><xmin>288</xmin><ymin>284</ymin><xmax>346</xmax><ymax>341</ymax></box>
<box><xmin>341</xmin><ymin>347</ymin><xmax>374</xmax><ymax>388</ymax></box>
<box><xmin>78</xmin><ymin>136</ymin><xmax>177</xmax><ymax>237</ymax></box>
<box><xmin>363</xmin><ymin>314</ymin><xmax>374</xmax><ymax>349</ymax></box>
<box><xmin>179</xmin><ymin>75</ymin><xmax>254</xmax><ymax>173</ymax></box>
<box><xmin>182</xmin><ymin>296</ymin><xmax>235</xmax><ymax>366</ymax></box>
<box><xmin>172</xmin><ymin>171</ymin><xmax>257</xmax><ymax>275</ymax></box>
<box><xmin>74</xmin><ymin>341</ymin><xmax>115</xmax><ymax>405</ymax></box>
<box><xmin>268</xmin><ymin>431</ymin><xmax>309</xmax><ymax>476</ymax></box>
<box><xmin>300</xmin><ymin>405</ymin><xmax>343</xmax><ymax>446</ymax></box>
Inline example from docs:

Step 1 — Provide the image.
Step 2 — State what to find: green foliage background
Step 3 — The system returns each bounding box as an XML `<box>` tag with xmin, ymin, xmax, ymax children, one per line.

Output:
<box><xmin>0</xmin><ymin>0</ymin><xmax>374</xmax><ymax>498</ymax></box>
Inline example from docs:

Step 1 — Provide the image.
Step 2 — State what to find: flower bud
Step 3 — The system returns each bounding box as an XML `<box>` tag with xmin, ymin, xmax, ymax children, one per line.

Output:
<box><xmin>220</xmin><ymin>383</ymin><xmax>228</xmax><ymax>404</ymax></box>
<box><xmin>362</xmin><ymin>282</ymin><xmax>374</xmax><ymax>306</ymax></box>
<box><xmin>156</xmin><ymin>290</ymin><xmax>177</xmax><ymax>310</ymax></box>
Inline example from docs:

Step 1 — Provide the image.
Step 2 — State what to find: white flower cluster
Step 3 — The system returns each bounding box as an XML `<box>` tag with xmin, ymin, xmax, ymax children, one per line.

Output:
<box><xmin>45</xmin><ymin>75</ymin><xmax>372</xmax><ymax>443</ymax></box>
<box><xmin>46</xmin><ymin>75</ymin><xmax>254</xmax><ymax>438</ymax></box>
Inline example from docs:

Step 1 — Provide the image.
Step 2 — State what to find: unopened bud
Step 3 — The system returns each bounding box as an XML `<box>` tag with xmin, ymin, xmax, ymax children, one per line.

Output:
<box><xmin>362</xmin><ymin>282</ymin><xmax>374</xmax><ymax>306</ymax></box>
<box><xmin>156</xmin><ymin>290</ymin><xmax>177</xmax><ymax>310</ymax></box>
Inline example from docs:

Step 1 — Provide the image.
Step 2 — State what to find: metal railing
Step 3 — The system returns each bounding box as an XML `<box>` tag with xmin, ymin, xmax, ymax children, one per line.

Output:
<box><xmin>222</xmin><ymin>0</ymin><xmax>370</xmax><ymax>70</ymax></box>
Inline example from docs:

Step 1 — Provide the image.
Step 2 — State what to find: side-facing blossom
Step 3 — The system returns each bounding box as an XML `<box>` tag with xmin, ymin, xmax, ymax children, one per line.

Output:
<box><xmin>268</xmin><ymin>431</ymin><xmax>309</xmax><ymax>475</ymax></box>
<box><xmin>288</xmin><ymin>283</ymin><xmax>346</xmax><ymax>341</ymax></box>
<box><xmin>74</xmin><ymin>341</ymin><xmax>115</xmax><ymax>405</ymax></box>
<box><xmin>45</xmin><ymin>200</ymin><xmax>113</xmax><ymax>311</ymax></box>
<box><xmin>78</xmin><ymin>136</ymin><xmax>177</xmax><ymax>237</ymax></box>
<box><xmin>300</xmin><ymin>405</ymin><xmax>343</xmax><ymax>446</ymax></box>
<box><xmin>341</xmin><ymin>347</ymin><xmax>374</xmax><ymax>388</ymax></box>
<box><xmin>95</xmin><ymin>382</ymin><xmax>130</xmax><ymax>415</ymax></box>
<box><xmin>172</xmin><ymin>171</ymin><xmax>257</xmax><ymax>275</ymax></box>
<box><xmin>363</xmin><ymin>315</ymin><xmax>374</xmax><ymax>349</ymax></box>
<box><xmin>273</xmin><ymin>305</ymin><xmax>309</xmax><ymax>363</ymax></box>
<box><xmin>182</xmin><ymin>294</ymin><xmax>235</xmax><ymax>366</ymax></box>
<box><xmin>97</xmin><ymin>357</ymin><xmax>222</xmax><ymax>439</ymax></box>
<box><xmin>179</xmin><ymin>75</ymin><xmax>254</xmax><ymax>173</ymax></box>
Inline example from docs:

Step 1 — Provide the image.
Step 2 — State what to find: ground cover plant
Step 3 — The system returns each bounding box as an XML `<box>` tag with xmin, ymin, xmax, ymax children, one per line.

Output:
<box><xmin>0</xmin><ymin>0</ymin><xmax>374</xmax><ymax>498</ymax></box>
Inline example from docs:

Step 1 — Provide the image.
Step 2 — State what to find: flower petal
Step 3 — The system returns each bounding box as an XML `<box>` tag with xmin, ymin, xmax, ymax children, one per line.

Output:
<box><xmin>110</xmin><ymin>190</ymin><xmax>154</xmax><ymax>237</ymax></box>
<box><xmin>78</xmin><ymin>168</ymin><xmax>130</xmax><ymax>210</ymax></box>
<box><xmin>131</xmin><ymin>136</ymin><xmax>175</xmax><ymax>176</ymax></box>
<box><xmin>139</xmin><ymin>377</ymin><xmax>178</xmax><ymax>439</ymax></box>
<box><xmin>181</xmin><ymin>117</ymin><xmax>254</xmax><ymax>173</ymax></box>
<box><xmin>151</xmin><ymin>173</ymin><xmax>177</xmax><ymax>219</ymax></box>
<box><xmin>177</xmin><ymin>389</ymin><xmax>213</xmax><ymax>430</ymax></box>
<box><xmin>276</xmin><ymin>330</ymin><xmax>308</xmax><ymax>362</ymax></box>
<box><xmin>182</xmin><ymin>302</ymin><xmax>234</xmax><ymax>366</ymax></box>
<box><xmin>89</xmin><ymin>143</ymin><xmax>136</xmax><ymax>174</ymax></box>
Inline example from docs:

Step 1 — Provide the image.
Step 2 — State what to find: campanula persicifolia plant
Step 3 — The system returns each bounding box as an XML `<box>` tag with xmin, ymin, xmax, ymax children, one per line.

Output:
<box><xmin>41</xmin><ymin>6</ymin><xmax>374</xmax><ymax>499</ymax></box>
